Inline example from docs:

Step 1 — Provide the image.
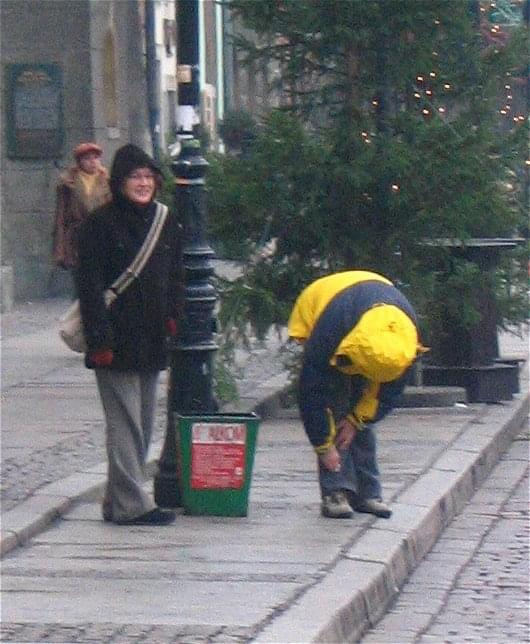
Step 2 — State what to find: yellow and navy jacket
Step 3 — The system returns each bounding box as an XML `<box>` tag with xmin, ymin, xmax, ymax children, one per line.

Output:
<box><xmin>288</xmin><ymin>271</ymin><xmax>418</xmax><ymax>452</ymax></box>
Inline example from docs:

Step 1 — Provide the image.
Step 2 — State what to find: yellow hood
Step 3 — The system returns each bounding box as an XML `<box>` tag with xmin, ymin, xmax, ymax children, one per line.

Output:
<box><xmin>331</xmin><ymin>304</ymin><xmax>418</xmax><ymax>382</ymax></box>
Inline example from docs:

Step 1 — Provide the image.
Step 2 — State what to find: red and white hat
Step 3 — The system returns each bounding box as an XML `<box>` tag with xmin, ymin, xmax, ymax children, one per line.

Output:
<box><xmin>73</xmin><ymin>142</ymin><xmax>103</xmax><ymax>160</ymax></box>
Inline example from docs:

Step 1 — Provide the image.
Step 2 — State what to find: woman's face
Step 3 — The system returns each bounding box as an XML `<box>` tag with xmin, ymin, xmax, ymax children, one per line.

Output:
<box><xmin>78</xmin><ymin>152</ymin><xmax>102</xmax><ymax>175</ymax></box>
<box><xmin>122</xmin><ymin>167</ymin><xmax>156</xmax><ymax>205</ymax></box>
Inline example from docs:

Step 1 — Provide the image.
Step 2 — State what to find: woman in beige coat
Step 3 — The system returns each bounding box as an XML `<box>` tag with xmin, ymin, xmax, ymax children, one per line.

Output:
<box><xmin>53</xmin><ymin>142</ymin><xmax>110</xmax><ymax>271</ymax></box>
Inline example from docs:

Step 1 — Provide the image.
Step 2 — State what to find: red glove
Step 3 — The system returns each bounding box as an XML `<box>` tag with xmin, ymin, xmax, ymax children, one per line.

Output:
<box><xmin>90</xmin><ymin>349</ymin><xmax>114</xmax><ymax>367</ymax></box>
<box><xmin>166</xmin><ymin>318</ymin><xmax>177</xmax><ymax>336</ymax></box>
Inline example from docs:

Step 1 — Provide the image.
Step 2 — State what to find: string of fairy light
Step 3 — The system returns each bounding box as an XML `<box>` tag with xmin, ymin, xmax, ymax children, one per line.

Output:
<box><xmin>480</xmin><ymin>0</ymin><xmax>527</xmax><ymax>123</ymax></box>
<box><xmin>358</xmin><ymin>0</ymin><xmax>528</xmax><ymax>195</ymax></box>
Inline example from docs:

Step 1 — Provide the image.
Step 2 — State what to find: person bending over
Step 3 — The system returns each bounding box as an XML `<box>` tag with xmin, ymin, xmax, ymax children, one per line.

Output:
<box><xmin>288</xmin><ymin>270</ymin><xmax>425</xmax><ymax>519</ymax></box>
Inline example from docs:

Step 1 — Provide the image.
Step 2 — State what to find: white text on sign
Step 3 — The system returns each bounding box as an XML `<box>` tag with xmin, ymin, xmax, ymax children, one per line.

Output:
<box><xmin>192</xmin><ymin>423</ymin><xmax>246</xmax><ymax>444</ymax></box>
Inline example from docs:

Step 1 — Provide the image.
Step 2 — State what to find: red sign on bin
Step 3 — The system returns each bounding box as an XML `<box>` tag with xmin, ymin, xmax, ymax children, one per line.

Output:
<box><xmin>191</xmin><ymin>423</ymin><xmax>247</xmax><ymax>489</ymax></box>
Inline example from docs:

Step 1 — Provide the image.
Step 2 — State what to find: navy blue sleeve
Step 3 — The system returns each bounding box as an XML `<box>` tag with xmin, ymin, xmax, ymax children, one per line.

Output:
<box><xmin>298</xmin><ymin>355</ymin><xmax>336</xmax><ymax>450</ymax></box>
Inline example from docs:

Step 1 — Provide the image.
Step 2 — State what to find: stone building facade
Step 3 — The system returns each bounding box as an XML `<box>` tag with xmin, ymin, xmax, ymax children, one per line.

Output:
<box><xmin>1</xmin><ymin>0</ymin><xmax>167</xmax><ymax>303</ymax></box>
<box><xmin>1</xmin><ymin>0</ymin><xmax>233</xmax><ymax>306</ymax></box>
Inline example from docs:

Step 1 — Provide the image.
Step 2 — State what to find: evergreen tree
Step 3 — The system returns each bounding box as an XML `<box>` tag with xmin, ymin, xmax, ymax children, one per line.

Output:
<box><xmin>208</xmin><ymin>0</ymin><xmax>528</xmax><ymax>346</ymax></box>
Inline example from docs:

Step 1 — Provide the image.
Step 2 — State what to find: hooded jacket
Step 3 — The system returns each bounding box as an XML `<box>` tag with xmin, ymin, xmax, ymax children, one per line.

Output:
<box><xmin>76</xmin><ymin>144</ymin><xmax>184</xmax><ymax>371</ymax></box>
<box><xmin>53</xmin><ymin>164</ymin><xmax>110</xmax><ymax>269</ymax></box>
<box><xmin>288</xmin><ymin>271</ymin><xmax>420</xmax><ymax>452</ymax></box>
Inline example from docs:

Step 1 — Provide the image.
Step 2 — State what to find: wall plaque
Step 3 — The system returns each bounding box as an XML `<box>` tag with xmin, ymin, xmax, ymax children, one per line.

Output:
<box><xmin>5</xmin><ymin>63</ymin><xmax>64</xmax><ymax>159</ymax></box>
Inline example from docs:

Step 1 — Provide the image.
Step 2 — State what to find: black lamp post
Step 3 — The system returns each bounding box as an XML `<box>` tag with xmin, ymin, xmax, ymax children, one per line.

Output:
<box><xmin>154</xmin><ymin>0</ymin><xmax>218</xmax><ymax>508</ymax></box>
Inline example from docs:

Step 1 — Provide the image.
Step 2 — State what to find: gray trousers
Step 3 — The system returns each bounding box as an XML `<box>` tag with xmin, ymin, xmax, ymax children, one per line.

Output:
<box><xmin>95</xmin><ymin>369</ymin><xmax>159</xmax><ymax>522</ymax></box>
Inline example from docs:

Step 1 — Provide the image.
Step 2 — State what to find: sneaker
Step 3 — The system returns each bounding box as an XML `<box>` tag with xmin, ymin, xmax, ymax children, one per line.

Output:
<box><xmin>116</xmin><ymin>507</ymin><xmax>176</xmax><ymax>526</ymax></box>
<box><xmin>321</xmin><ymin>491</ymin><xmax>354</xmax><ymax>519</ymax></box>
<box><xmin>352</xmin><ymin>497</ymin><xmax>392</xmax><ymax>519</ymax></box>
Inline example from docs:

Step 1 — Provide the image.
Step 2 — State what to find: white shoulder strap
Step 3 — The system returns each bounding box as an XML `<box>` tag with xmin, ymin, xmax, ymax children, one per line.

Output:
<box><xmin>105</xmin><ymin>202</ymin><xmax>169</xmax><ymax>303</ymax></box>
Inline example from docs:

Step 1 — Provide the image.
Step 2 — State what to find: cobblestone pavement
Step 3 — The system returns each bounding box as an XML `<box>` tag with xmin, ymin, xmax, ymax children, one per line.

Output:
<box><xmin>363</xmin><ymin>425</ymin><xmax>530</xmax><ymax>644</ymax></box>
<box><xmin>0</xmin><ymin>621</ymin><xmax>255</xmax><ymax>643</ymax></box>
<box><xmin>1</xmin><ymin>423</ymin><xmax>107</xmax><ymax>511</ymax></box>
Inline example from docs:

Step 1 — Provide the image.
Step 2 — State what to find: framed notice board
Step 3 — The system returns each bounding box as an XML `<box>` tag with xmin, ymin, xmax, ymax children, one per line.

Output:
<box><xmin>5</xmin><ymin>63</ymin><xmax>64</xmax><ymax>159</ymax></box>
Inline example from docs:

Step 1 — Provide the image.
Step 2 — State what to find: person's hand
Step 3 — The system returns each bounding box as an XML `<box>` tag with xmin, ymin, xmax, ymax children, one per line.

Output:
<box><xmin>335</xmin><ymin>417</ymin><xmax>357</xmax><ymax>450</ymax></box>
<box><xmin>90</xmin><ymin>349</ymin><xmax>114</xmax><ymax>366</ymax></box>
<box><xmin>319</xmin><ymin>445</ymin><xmax>341</xmax><ymax>472</ymax></box>
<box><xmin>166</xmin><ymin>318</ymin><xmax>177</xmax><ymax>336</ymax></box>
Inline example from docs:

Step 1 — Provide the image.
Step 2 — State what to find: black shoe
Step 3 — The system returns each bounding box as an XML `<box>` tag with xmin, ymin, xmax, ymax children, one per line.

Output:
<box><xmin>116</xmin><ymin>508</ymin><xmax>176</xmax><ymax>526</ymax></box>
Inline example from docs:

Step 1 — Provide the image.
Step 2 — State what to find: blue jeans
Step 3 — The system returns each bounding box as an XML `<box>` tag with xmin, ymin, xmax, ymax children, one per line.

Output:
<box><xmin>318</xmin><ymin>423</ymin><xmax>381</xmax><ymax>500</ymax></box>
<box><xmin>318</xmin><ymin>370</ymin><xmax>382</xmax><ymax>500</ymax></box>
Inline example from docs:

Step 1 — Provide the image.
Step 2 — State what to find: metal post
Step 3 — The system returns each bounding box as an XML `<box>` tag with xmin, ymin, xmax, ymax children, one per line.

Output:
<box><xmin>145</xmin><ymin>0</ymin><xmax>161</xmax><ymax>160</ymax></box>
<box><xmin>154</xmin><ymin>0</ymin><xmax>218</xmax><ymax>508</ymax></box>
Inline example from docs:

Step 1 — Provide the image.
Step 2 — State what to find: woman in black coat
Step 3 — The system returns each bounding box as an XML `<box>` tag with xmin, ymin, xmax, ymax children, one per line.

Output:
<box><xmin>77</xmin><ymin>144</ymin><xmax>184</xmax><ymax>526</ymax></box>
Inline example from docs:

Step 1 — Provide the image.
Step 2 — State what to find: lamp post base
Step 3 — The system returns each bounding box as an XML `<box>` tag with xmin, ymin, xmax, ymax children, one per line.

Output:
<box><xmin>154</xmin><ymin>416</ymin><xmax>182</xmax><ymax>508</ymax></box>
<box><xmin>154</xmin><ymin>472</ymin><xmax>182</xmax><ymax>508</ymax></box>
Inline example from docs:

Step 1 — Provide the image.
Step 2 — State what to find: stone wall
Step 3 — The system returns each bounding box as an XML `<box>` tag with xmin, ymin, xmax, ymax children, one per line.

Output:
<box><xmin>1</xmin><ymin>0</ymin><xmax>150</xmax><ymax>301</ymax></box>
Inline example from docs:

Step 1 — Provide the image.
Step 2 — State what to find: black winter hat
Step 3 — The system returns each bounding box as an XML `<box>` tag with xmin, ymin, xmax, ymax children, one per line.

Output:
<box><xmin>109</xmin><ymin>144</ymin><xmax>162</xmax><ymax>198</ymax></box>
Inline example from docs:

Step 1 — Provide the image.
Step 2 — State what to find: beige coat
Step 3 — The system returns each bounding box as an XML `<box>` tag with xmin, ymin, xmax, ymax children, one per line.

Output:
<box><xmin>53</xmin><ymin>166</ymin><xmax>110</xmax><ymax>269</ymax></box>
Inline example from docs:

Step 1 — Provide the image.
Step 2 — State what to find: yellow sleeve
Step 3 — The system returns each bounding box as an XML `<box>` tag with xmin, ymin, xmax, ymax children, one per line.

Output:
<box><xmin>287</xmin><ymin>287</ymin><xmax>316</xmax><ymax>340</ymax></box>
<box><xmin>352</xmin><ymin>381</ymin><xmax>380</xmax><ymax>425</ymax></box>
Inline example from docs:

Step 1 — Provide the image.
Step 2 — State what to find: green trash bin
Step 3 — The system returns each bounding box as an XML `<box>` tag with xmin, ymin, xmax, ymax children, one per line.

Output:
<box><xmin>175</xmin><ymin>412</ymin><xmax>260</xmax><ymax>516</ymax></box>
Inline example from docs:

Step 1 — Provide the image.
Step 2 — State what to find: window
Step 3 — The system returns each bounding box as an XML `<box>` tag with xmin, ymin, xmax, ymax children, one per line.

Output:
<box><xmin>103</xmin><ymin>29</ymin><xmax>118</xmax><ymax>128</ymax></box>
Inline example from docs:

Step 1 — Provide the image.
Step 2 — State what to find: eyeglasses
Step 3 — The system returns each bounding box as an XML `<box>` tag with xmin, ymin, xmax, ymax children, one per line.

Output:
<box><xmin>128</xmin><ymin>171</ymin><xmax>156</xmax><ymax>181</ymax></box>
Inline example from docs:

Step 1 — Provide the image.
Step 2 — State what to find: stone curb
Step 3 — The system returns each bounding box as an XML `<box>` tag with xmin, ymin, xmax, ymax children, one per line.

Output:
<box><xmin>254</xmin><ymin>391</ymin><xmax>529</xmax><ymax>643</ymax></box>
<box><xmin>0</xmin><ymin>374</ymin><xmax>291</xmax><ymax>559</ymax></box>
